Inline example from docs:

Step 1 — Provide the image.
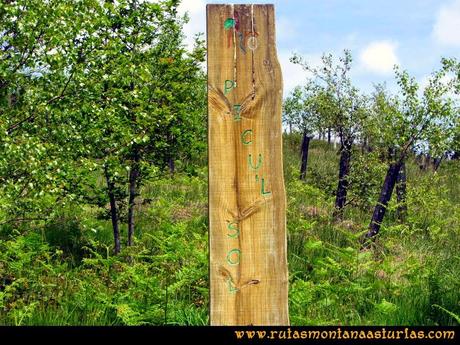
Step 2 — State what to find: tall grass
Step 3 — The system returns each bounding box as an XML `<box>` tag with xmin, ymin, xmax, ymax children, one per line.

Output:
<box><xmin>0</xmin><ymin>134</ymin><xmax>458</xmax><ymax>325</ymax></box>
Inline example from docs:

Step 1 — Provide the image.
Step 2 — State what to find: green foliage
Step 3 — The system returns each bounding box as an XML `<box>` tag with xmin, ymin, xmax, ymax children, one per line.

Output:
<box><xmin>43</xmin><ymin>217</ymin><xmax>83</xmax><ymax>264</ymax></box>
<box><xmin>0</xmin><ymin>0</ymin><xmax>207</xmax><ymax>252</ymax></box>
<box><xmin>432</xmin><ymin>305</ymin><xmax>460</xmax><ymax>324</ymax></box>
<box><xmin>366</xmin><ymin>67</ymin><xmax>458</xmax><ymax>164</ymax></box>
<box><xmin>283</xmin><ymin>86</ymin><xmax>322</xmax><ymax>136</ymax></box>
<box><xmin>284</xmin><ymin>137</ymin><xmax>459</xmax><ymax>326</ymax></box>
<box><xmin>291</xmin><ymin>50</ymin><xmax>369</xmax><ymax>144</ymax></box>
<box><xmin>1</xmin><ymin>1</ymin><xmax>459</xmax><ymax>327</ymax></box>
<box><xmin>0</xmin><ymin>170</ymin><xmax>208</xmax><ymax>326</ymax></box>
<box><xmin>0</xmin><ymin>135</ymin><xmax>458</xmax><ymax>325</ymax></box>
<box><xmin>283</xmin><ymin>135</ymin><xmax>338</xmax><ymax>197</ymax></box>
<box><xmin>347</xmin><ymin>150</ymin><xmax>386</xmax><ymax>210</ymax></box>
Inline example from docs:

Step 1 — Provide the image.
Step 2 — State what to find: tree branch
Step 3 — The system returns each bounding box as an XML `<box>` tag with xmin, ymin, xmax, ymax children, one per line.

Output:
<box><xmin>7</xmin><ymin>69</ymin><xmax>76</xmax><ymax>134</ymax></box>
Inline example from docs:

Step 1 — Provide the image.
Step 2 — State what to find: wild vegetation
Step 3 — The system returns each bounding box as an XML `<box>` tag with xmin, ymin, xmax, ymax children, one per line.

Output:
<box><xmin>1</xmin><ymin>0</ymin><xmax>459</xmax><ymax>325</ymax></box>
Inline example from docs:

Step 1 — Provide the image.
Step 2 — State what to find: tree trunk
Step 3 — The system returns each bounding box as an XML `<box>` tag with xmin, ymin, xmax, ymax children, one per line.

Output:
<box><xmin>422</xmin><ymin>154</ymin><xmax>430</xmax><ymax>170</ymax></box>
<box><xmin>365</xmin><ymin>160</ymin><xmax>403</xmax><ymax>239</ymax></box>
<box><xmin>417</xmin><ymin>154</ymin><xmax>424</xmax><ymax>170</ymax></box>
<box><xmin>433</xmin><ymin>156</ymin><xmax>443</xmax><ymax>171</ymax></box>
<box><xmin>299</xmin><ymin>132</ymin><xmax>311</xmax><ymax>180</ymax></box>
<box><xmin>327</xmin><ymin>127</ymin><xmax>331</xmax><ymax>144</ymax></box>
<box><xmin>104</xmin><ymin>164</ymin><xmax>120</xmax><ymax>254</ymax></box>
<box><xmin>361</xmin><ymin>137</ymin><xmax>368</xmax><ymax>154</ymax></box>
<box><xmin>168</xmin><ymin>156</ymin><xmax>175</xmax><ymax>175</ymax></box>
<box><xmin>396</xmin><ymin>161</ymin><xmax>407</xmax><ymax>222</ymax></box>
<box><xmin>334</xmin><ymin>139</ymin><xmax>352</xmax><ymax>219</ymax></box>
<box><xmin>8</xmin><ymin>92</ymin><xmax>14</xmax><ymax>107</ymax></box>
<box><xmin>127</xmin><ymin>149</ymin><xmax>140</xmax><ymax>247</ymax></box>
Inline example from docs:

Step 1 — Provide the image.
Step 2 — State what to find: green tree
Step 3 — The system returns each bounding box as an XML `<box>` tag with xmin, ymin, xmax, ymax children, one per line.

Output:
<box><xmin>283</xmin><ymin>85</ymin><xmax>331</xmax><ymax>180</ymax></box>
<box><xmin>68</xmin><ymin>0</ymin><xmax>206</xmax><ymax>252</ymax></box>
<box><xmin>365</xmin><ymin>66</ymin><xmax>458</xmax><ymax>240</ymax></box>
<box><xmin>0</xmin><ymin>0</ymin><xmax>101</xmax><ymax>223</ymax></box>
<box><xmin>1</xmin><ymin>0</ymin><xmax>206</xmax><ymax>254</ymax></box>
<box><xmin>441</xmin><ymin>57</ymin><xmax>460</xmax><ymax>159</ymax></box>
<box><xmin>282</xmin><ymin>88</ymin><xmax>299</xmax><ymax>134</ymax></box>
<box><xmin>291</xmin><ymin>50</ymin><xmax>368</xmax><ymax>218</ymax></box>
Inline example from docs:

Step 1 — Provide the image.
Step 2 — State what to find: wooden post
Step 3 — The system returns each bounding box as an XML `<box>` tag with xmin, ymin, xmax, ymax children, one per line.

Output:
<box><xmin>207</xmin><ymin>4</ymin><xmax>288</xmax><ymax>325</ymax></box>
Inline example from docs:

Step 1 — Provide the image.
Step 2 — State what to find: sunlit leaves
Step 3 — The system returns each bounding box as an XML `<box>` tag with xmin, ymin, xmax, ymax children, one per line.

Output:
<box><xmin>1</xmin><ymin>0</ymin><xmax>206</xmax><ymax>224</ymax></box>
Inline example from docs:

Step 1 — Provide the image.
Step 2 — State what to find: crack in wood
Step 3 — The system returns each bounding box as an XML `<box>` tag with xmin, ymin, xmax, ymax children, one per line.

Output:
<box><xmin>219</xmin><ymin>266</ymin><xmax>260</xmax><ymax>293</ymax></box>
<box><xmin>208</xmin><ymin>84</ymin><xmax>256</xmax><ymax>120</ymax></box>
<box><xmin>208</xmin><ymin>3</ymin><xmax>288</xmax><ymax>325</ymax></box>
<box><xmin>226</xmin><ymin>196</ymin><xmax>271</xmax><ymax>222</ymax></box>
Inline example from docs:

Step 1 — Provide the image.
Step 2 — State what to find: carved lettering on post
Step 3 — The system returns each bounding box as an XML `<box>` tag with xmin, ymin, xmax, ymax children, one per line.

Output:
<box><xmin>207</xmin><ymin>4</ymin><xmax>288</xmax><ymax>325</ymax></box>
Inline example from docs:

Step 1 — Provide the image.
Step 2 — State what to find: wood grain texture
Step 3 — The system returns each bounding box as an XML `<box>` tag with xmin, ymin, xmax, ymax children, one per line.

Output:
<box><xmin>207</xmin><ymin>4</ymin><xmax>288</xmax><ymax>326</ymax></box>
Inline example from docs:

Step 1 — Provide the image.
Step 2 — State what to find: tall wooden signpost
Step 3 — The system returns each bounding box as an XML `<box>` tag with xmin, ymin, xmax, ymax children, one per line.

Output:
<box><xmin>207</xmin><ymin>4</ymin><xmax>289</xmax><ymax>325</ymax></box>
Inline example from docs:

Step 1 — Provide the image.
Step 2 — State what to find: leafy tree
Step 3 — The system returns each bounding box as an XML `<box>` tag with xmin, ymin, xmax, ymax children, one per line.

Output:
<box><xmin>441</xmin><ymin>57</ymin><xmax>460</xmax><ymax>159</ymax></box>
<box><xmin>283</xmin><ymin>86</ymin><xmax>322</xmax><ymax>180</ymax></box>
<box><xmin>442</xmin><ymin>57</ymin><xmax>460</xmax><ymax>93</ymax></box>
<box><xmin>1</xmin><ymin>0</ymin><xmax>206</xmax><ymax>254</ymax></box>
<box><xmin>69</xmin><ymin>0</ymin><xmax>206</xmax><ymax>252</ymax></box>
<box><xmin>0</xmin><ymin>0</ymin><xmax>101</xmax><ymax>223</ymax></box>
<box><xmin>365</xmin><ymin>67</ymin><xmax>458</xmax><ymax>240</ymax></box>
<box><xmin>291</xmin><ymin>50</ymin><xmax>368</xmax><ymax>218</ymax></box>
<box><xmin>282</xmin><ymin>88</ymin><xmax>299</xmax><ymax>134</ymax></box>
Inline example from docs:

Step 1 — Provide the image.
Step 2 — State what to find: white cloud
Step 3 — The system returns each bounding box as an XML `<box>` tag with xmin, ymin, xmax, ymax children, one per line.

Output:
<box><xmin>432</xmin><ymin>0</ymin><xmax>460</xmax><ymax>47</ymax></box>
<box><xmin>359</xmin><ymin>41</ymin><xmax>399</xmax><ymax>75</ymax></box>
<box><xmin>178</xmin><ymin>0</ymin><xmax>206</xmax><ymax>50</ymax></box>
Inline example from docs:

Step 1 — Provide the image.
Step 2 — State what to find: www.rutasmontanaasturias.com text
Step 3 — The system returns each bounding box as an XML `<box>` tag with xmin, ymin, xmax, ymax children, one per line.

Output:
<box><xmin>234</xmin><ymin>327</ymin><xmax>455</xmax><ymax>340</ymax></box>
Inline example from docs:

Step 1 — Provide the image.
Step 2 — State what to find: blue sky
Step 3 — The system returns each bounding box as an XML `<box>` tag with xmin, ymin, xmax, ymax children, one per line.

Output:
<box><xmin>179</xmin><ymin>0</ymin><xmax>460</xmax><ymax>96</ymax></box>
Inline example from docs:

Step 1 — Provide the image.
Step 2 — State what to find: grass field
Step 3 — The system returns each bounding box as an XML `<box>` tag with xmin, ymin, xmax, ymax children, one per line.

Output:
<box><xmin>1</xmin><ymin>134</ymin><xmax>459</xmax><ymax>325</ymax></box>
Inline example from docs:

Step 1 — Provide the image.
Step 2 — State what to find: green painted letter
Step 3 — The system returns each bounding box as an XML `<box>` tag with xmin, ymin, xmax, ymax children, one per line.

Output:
<box><xmin>224</xmin><ymin>80</ymin><xmax>236</xmax><ymax>95</ymax></box>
